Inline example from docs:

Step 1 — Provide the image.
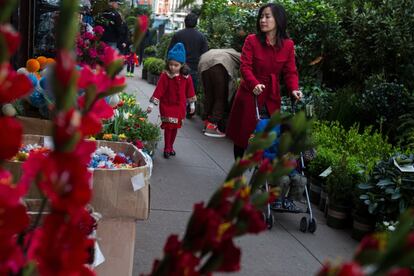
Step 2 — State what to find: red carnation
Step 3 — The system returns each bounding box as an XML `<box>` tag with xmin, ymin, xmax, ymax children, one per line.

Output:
<box><xmin>0</xmin><ymin>117</ymin><xmax>22</xmax><ymax>160</ymax></box>
<box><xmin>215</xmin><ymin>239</ymin><xmax>241</xmax><ymax>272</ymax></box>
<box><xmin>0</xmin><ymin>63</ymin><xmax>33</xmax><ymax>104</ymax></box>
<box><xmin>238</xmin><ymin>203</ymin><xmax>266</xmax><ymax>233</ymax></box>
<box><xmin>387</xmin><ymin>268</ymin><xmax>413</xmax><ymax>276</ymax></box>
<box><xmin>337</xmin><ymin>262</ymin><xmax>364</xmax><ymax>276</ymax></box>
<box><xmin>0</xmin><ymin>24</ymin><xmax>20</xmax><ymax>56</ymax></box>
<box><xmin>55</xmin><ymin>50</ymin><xmax>77</xmax><ymax>89</ymax></box>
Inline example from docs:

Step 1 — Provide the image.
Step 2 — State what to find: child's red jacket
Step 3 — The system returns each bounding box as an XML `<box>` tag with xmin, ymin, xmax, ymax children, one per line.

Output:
<box><xmin>150</xmin><ymin>71</ymin><xmax>196</xmax><ymax>125</ymax></box>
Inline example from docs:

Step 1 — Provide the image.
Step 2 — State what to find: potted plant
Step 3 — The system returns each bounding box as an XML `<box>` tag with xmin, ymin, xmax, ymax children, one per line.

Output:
<box><xmin>307</xmin><ymin>147</ymin><xmax>340</xmax><ymax>205</ymax></box>
<box><xmin>358</xmin><ymin>154</ymin><xmax>414</xmax><ymax>226</ymax></box>
<box><xmin>326</xmin><ymin>156</ymin><xmax>360</xmax><ymax>229</ymax></box>
<box><xmin>148</xmin><ymin>57</ymin><xmax>165</xmax><ymax>85</ymax></box>
<box><xmin>142</xmin><ymin>57</ymin><xmax>156</xmax><ymax>80</ymax></box>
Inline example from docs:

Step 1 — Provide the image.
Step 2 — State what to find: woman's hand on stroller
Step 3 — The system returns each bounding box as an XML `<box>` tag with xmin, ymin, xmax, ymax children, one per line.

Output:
<box><xmin>292</xmin><ymin>90</ymin><xmax>303</xmax><ymax>102</ymax></box>
<box><xmin>253</xmin><ymin>84</ymin><xmax>266</xmax><ymax>95</ymax></box>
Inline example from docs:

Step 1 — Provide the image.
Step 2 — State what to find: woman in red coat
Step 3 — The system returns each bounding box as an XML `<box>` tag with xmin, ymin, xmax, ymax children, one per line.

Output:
<box><xmin>147</xmin><ymin>43</ymin><xmax>197</xmax><ymax>158</ymax></box>
<box><xmin>226</xmin><ymin>3</ymin><xmax>303</xmax><ymax>159</ymax></box>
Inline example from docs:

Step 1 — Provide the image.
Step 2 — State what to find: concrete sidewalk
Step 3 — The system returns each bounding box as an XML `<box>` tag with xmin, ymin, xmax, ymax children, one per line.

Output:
<box><xmin>126</xmin><ymin>70</ymin><xmax>358</xmax><ymax>276</ymax></box>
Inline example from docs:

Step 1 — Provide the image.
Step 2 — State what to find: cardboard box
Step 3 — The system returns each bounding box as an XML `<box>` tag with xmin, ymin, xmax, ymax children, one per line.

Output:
<box><xmin>17</xmin><ymin>116</ymin><xmax>53</xmax><ymax>136</ymax></box>
<box><xmin>4</xmin><ymin>135</ymin><xmax>151</xmax><ymax>220</ymax></box>
<box><xmin>94</xmin><ymin>218</ymin><xmax>136</xmax><ymax>276</ymax></box>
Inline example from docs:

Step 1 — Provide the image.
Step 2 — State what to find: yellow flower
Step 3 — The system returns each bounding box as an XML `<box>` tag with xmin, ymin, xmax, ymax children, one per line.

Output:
<box><xmin>216</xmin><ymin>222</ymin><xmax>232</xmax><ymax>242</ymax></box>
<box><xmin>103</xmin><ymin>133</ymin><xmax>113</xmax><ymax>140</ymax></box>
<box><xmin>239</xmin><ymin>185</ymin><xmax>251</xmax><ymax>199</ymax></box>
<box><xmin>87</xmin><ymin>136</ymin><xmax>96</xmax><ymax>141</ymax></box>
<box><xmin>118</xmin><ymin>133</ymin><xmax>127</xmax><ymax>141</ymax></box>
<box><xmin>138</xmin><ymin>117</ymin><xmax>146</xmax><ymax>122</ymax></box>
<box><xmin>223</xmin><ymin>179</ymin><xmax>236</xmax><ymax>189</ymax></box>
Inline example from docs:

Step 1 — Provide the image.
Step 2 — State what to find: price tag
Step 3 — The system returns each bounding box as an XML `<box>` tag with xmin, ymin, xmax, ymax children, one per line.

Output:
<box><xmin>43</xmin><ymin>136</ymin><xmax>54</xmax><ymax>149</ymax></box>
<box><xmin>131</xmin><ymin>173</ymin><xmax>145</xmax><ymax>192</ymax></box>
<box><xmin>319</xmin><ymin>166</ymin><xmax>332</xmax><ymax>178</ymax></box>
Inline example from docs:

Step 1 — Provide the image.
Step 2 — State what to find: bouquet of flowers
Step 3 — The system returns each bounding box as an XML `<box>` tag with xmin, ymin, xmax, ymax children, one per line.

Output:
<box><xmin>76</xmin><ymin>25</ymin><xmax>107</xmax><ymax>68</ymax></box>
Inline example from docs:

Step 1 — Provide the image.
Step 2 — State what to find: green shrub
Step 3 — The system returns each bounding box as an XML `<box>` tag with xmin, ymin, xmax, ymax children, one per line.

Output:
<box><xmin>308</xmin><ymin>147</ymin><xmax>341</xmax><ymax>179</ymax></box>
<box><xmin>147</xmin><ymin>58</ymin><xmax>165</xmax><ymax>75</ymax></box>
<box><xmin>144</xmin><ymin>45</ymin><xmax>157</xmax><ymax>57</ymax></box>
<box><xmin>143</xmin><ymin>57</ymin><xmax>157</xmax><ymax>71</ymax></box>
<box><xmin>156</xmin><ymin>33</ymin><xmax>173</xmax><ymax>59</ymax></box>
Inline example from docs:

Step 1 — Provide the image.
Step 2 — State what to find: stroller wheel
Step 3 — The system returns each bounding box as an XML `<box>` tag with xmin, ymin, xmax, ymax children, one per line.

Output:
<box><xmin>299</xmin><ymin>217</ymin><xmax>308</xmax><ymax>232</ymax></box>
<box><xmin>308</xmin><ymin>218</ymin><xmax>317</xmax><ymax>233</ymax></box>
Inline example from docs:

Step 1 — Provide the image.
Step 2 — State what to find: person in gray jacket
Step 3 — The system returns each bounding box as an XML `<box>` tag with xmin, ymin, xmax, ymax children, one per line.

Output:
<box><xmin>198</xmin><ymin>49</ymin><xmax>241</xmax><ymax>137</ymax></box>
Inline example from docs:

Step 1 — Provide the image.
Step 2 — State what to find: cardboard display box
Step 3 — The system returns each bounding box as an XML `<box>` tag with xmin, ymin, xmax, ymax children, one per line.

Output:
<box><xmin>94</xmin><ymin>218</ymin><xmax>136</xmax><ymax>276</ymax></box>
<box><xmin>17</xmin><ymin>116</ymin><xmax>53</xmax><ymax>136</ymax></box>
<box><xmin>5</xmin><ymin>135</ymin><xmax>151</xmax><ymax>220</ymax></box>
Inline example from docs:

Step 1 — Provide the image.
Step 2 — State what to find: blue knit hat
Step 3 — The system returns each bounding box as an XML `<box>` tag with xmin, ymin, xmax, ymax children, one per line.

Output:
<box><xmin>167</xmin><ymin>43</ymin><xmax>186</xmax><ymax>63</ymax></box>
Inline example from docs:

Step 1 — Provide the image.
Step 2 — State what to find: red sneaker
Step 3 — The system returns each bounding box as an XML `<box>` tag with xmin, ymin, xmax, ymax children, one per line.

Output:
<box><xmin>204</xmin><ymin>123</ymin><xmax>226</xmax><ymax>138</ymax></box>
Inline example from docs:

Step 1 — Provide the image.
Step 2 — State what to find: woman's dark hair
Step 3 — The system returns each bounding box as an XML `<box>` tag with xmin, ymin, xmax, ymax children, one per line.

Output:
<box><xmin>165</xmin><ymin>61</ymin><xmax>190</xmax><ymax>76</ymax></box>
<box><xmin>256</xmin><ymin>3</ymin><xmax>289</xmax><ymax>49</ymax></box>
<box><xmin>184</xmin><ymin>13</ymin><xmax>198</xmax><ymax>28</ymax></box>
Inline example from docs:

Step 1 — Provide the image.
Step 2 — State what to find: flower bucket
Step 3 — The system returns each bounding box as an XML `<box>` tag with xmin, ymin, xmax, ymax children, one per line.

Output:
<box><xmin>327</xmin><ymin>203</ymin><xmax>351</xmax><ymax>229</ymax></box>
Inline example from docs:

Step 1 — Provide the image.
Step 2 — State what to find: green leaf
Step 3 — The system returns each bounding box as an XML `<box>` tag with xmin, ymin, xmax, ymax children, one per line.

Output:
<box><xmin>377</xmin><ymin>179</ymin><xmax>394</xmax><ymax>187</ymax></box>
<box><xmin>359</xmin><ymin>183</ymin><xmax>374</xmax><ymax>189</ymax></box>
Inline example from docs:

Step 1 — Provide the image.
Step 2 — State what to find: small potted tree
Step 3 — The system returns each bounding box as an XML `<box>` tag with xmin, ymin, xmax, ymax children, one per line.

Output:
<box><xmin>326</xmin><ymin>156</ymin><xmax>360</xmax><ymax>229</ymax></box>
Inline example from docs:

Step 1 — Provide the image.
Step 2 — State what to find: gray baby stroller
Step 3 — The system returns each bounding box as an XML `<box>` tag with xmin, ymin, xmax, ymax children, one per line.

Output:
<box><xmin>249</xmin><ymin>96</ymin><xmax>316</xmax><ymax>233</ymax></box>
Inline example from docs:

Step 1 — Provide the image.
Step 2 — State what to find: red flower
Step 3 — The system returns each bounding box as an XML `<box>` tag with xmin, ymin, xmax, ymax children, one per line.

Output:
<box><xmin>134</xmin><ymin>139</ymin><xmax>144</xmax><ymax>149</ymax></box>
<box><xmin>77</xmin><ymin>66</ymin><xmax>125</xmax><ymax>96</ymax></box>
<box><xmin>21</xmin><ymin>151</ymin><xmax>92</xmax><ymax>214</ymax></box>
<box><xmin>337</xmin><ymin>262</ymin><xmax>364</xmax><ymax>276</ymax></box>
<box><xmin>27</xmin><ymin>212</ymin><xmax>95</xmax><ymax>276</ymax></box>
<box><xmin>238</xmin><ymin>203</ymin><xmax>266</xmax><ymax>233</ymax></box>
<box><xmin>0</xmin><ymin>236</ymin><xmax>26</xmax><ymax>275</ymax></box>
<box><xmin>101</xmin><ymin>46</ymin><xmax>122</xmax><ymax>67</ymax></box>
<box><xmin>355</xmin><ymin>234</ymin><xmax>380</xmax><ymax>256</ymax></box>
<box><xmin>0</xmin><ymin>116</ymin><xmax>22</xmax><ymax>160</ymax></box>
<box><xmin>78</xmin><ymin>97</ymin><xmax>114</xmax><ymax>136</ymax></box>
<box><xmin>214</xmin><ymin>239</ymin><xmax>241</xmax><ymax>272</ymax></box>
<box><xmin>0</xmin><ymin>24</ymin><xmax>20</xmax><ymax>56</ymax></box>
<box><xmin>387</xmin><ymin>268</ymin><xmax>413</xmax><ymax>276</ymax></box>
<box><xmin>113</xmin><ymin>153</ymin><xmax>127</xmax><ymax>164</ymax></box>
<box><xmin>133</xmin><ymin>15</ymin><xmax>149</xmax><ymax>47</ymax></box>
<box><xmin>258</xmin><ymin>158</ymin><xmax>273</xmax><ymax>173</ymax></box>
<box><xmin>93</xmin><ymin>26</ymin><xmax>104</xmax><ymax>36</ymax></box>
<box><xmin>186</xmin><ymin>202</ymin><xmax>222</xmax><ymax>250</ymax></box>
<box><xmin>0</xmin><ymin>184</ymin><xmax>29</xmax><ymax>237</ymax></box>
<box><xmin>53</xmin><ymin>109</ymin><xmax>82</xmax><ymax>148</ymax></box>
<box><xmin>55</xmin><ymin>50</ymin><xmax>77</xmax><ymax>88</ymax></box>
<box><xmin>407</xmin><ymin>232</ymin><xmax>414</xmax><ymax>249</ymax></box>
<box><xmin>164</xmin><ymin>235</ymin><xmax>181</xmax><ymax>254</ymax></box>
<box><xmin>0</xmin><ymin>63</ymin><xmax>33</xmax><ymax>104</ymax></box>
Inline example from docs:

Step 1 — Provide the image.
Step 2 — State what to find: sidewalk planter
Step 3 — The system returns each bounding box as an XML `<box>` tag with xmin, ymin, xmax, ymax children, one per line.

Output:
<box><xmin>142</xmin><ymin>67</ymin><xmax>147</xmax><ymax>80</ymax></box>
<box><xmin>152</xmin><ymin>74</ymin><xmax>160</xmax><ymax>85</ymax></box>
<box><xmin>351</xmin><ymin>213</ymin><xmax>375</xmax><ymax>241</ymax></box>
<box><xmin>147</xmin><ymin>71</ymin><xmax>155</xmax><ymax>84</ymax></box>
<box><xmin>327</xmin><ymin>203</ymin><xmax>351</xmax><ymax>229</ymax></box>
<box><xmin>5</xmin><ymin>135</ymin><xmax>151</xmax><ymax>220</ymax></box>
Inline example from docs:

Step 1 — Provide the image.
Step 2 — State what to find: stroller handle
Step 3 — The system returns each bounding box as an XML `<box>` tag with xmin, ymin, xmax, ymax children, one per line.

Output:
<box><xmin>254</xmin><ymin>95</ymin><xmax>261</xmax><ymax>121</ymax></box>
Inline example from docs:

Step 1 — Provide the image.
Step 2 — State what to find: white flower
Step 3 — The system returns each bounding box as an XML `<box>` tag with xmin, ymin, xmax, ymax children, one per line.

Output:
<box><xmin>123</xmin><ymin>112</ymin><xmax>130</xmax><ymax>120</ymax></box>
<box><xmin>95</xmin><ymin>146</ymin><xmax>115</xmax><ymax>159</ymax></box>
<box><xmin>2</xmin><ymin>104</ymin><xmax>16</xmax><ymax>117</ymax></box>
<box><xmin>388</xmin><ymin>225</ymin><xmax>396</xmax><ymax>231</ymax></box>
<box><xmin>383</xmin><ymin>221</ymin><xmax>390</xmax><ymax>226</ymax></box>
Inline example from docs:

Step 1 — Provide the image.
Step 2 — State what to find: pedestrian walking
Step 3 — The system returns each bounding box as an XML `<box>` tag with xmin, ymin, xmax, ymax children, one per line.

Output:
<box><xmin>146</xmin><ymin>43</ymin><xmax>197</xmax><ymax>159</ymax></box>
<box><xmin>198</xmin><ymin>49</ymin><xmax>241</xmax><ymax>138</ymax></box>
<box><xmin>125</xmin><ymin>45</ymin><xmax>138</xmax><ymax>77</ymax></box>
<box><xmin>100</xmin><ymin>0</ymin><xmax>124</xmax><ymax>50</ymax></box>
<box><xmin>226</xmin><ymin>3</ymin><xmax>303</xmax><ymax>160</ymax></box>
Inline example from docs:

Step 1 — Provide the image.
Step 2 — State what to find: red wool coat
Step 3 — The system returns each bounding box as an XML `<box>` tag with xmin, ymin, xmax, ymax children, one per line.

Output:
<box><xmin>226</xmin><ymin>34</ymin><xmax>299</xmax><ymax>148</ymax></box>
<box><xmin>150</xmin><ymin>72</ymin><xmax>196</xmax><ymax>128</ymax></box>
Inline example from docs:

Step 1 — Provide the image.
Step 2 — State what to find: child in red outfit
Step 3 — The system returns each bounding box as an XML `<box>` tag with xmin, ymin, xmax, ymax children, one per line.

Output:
<box><xmin>147</xmin><ymin>43</ymin><xmax>197</xmax><ymax>159</ymax></box>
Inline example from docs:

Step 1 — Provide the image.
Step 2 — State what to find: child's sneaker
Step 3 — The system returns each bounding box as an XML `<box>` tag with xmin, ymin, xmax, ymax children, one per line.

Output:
<box><xmin>204</xmin><ymin>123</ymin><xmax>225</xmax><ymax>138</ymax></box>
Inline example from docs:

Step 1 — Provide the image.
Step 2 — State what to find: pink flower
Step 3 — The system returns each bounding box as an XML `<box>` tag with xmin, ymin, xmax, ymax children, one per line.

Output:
<box><xmin>93</xmin><ymin>26</ymin><xmax>104</xmax><ymax>36</ymax></box>
<box><xmin>101</xmin><ymin>46</ymin><xmax>122</xmax><ymax>66</ymax></box>
<box><xmin>83</xmin><ymin>32</ymin><xmax>94</xmax><ymax>40</ymax></box>
<box><xmin>89</xmin><ymin>48</ymin><xmax>97</xmax><ymax>58</ymax></box>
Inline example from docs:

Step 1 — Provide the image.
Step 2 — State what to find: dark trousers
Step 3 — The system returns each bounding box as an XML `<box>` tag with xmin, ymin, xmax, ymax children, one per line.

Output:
<box><xmin>126</xmin><ymin>61</ymin><xmax>135</xmax><ymax>73</ymax></box>
<box><xmin>202</xmin><ymin>64</ymin><xmax>229</xmax><ymax>124</ymax></box>
<box><xmin>234</xmin><ymin>144</ymin><xmax>245</xmax><ymax>160</ymax></box>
